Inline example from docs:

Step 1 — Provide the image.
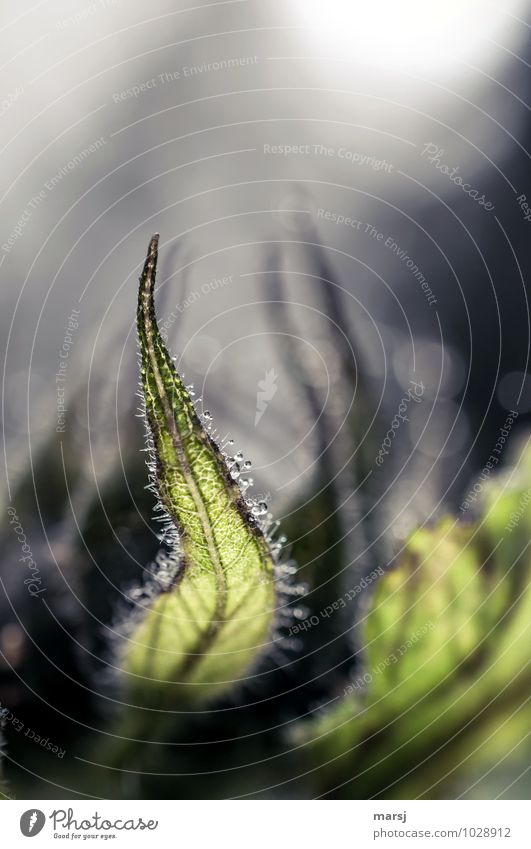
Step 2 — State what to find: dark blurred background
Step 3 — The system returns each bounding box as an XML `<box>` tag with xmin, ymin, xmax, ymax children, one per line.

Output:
<box><xmin>1</xmin><ymin>0</ymin><xmax>530</xmax><ymax>799</ymax></box>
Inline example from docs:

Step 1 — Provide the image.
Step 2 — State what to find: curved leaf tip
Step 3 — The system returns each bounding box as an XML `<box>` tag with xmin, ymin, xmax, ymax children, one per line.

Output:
<box><xmin>118</xmin><ymin>235</ymin><xmax>291</xmax><ymax>708</ymax></box>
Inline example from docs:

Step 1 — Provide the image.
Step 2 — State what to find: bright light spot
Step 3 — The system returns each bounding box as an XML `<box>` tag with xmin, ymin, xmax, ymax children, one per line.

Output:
<box><xmin>295</xmin><ymin>0</ymin><xmax>528</xmax><ymax>74</ymax></box>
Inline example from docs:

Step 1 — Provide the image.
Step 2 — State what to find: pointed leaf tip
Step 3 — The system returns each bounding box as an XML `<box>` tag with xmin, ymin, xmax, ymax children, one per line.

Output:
<box><xmin>119</xmin><ymin>235</ymin><xmax>283</xmax><ymax>708</ymax></box>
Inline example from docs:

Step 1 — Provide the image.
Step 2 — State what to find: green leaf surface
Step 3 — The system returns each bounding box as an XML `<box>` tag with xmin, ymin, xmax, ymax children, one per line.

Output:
<box><xmin>119</xmin><ymin>235</ymin><xmax>278</xmax><ymax>708</ymax></box>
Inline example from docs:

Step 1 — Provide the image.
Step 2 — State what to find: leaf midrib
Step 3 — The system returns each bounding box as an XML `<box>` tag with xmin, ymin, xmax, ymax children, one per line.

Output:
<box><xmin>140</xmin><ymin>242</ymin><xmax>227</xmax><ymax>614</ymax></box>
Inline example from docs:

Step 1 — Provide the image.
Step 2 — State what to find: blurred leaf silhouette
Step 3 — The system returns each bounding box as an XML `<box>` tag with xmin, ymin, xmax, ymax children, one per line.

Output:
<box><xmin>302</xmin><ymin>440</ymin><xmax>531</xmax><ymax>799</ymax></box>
